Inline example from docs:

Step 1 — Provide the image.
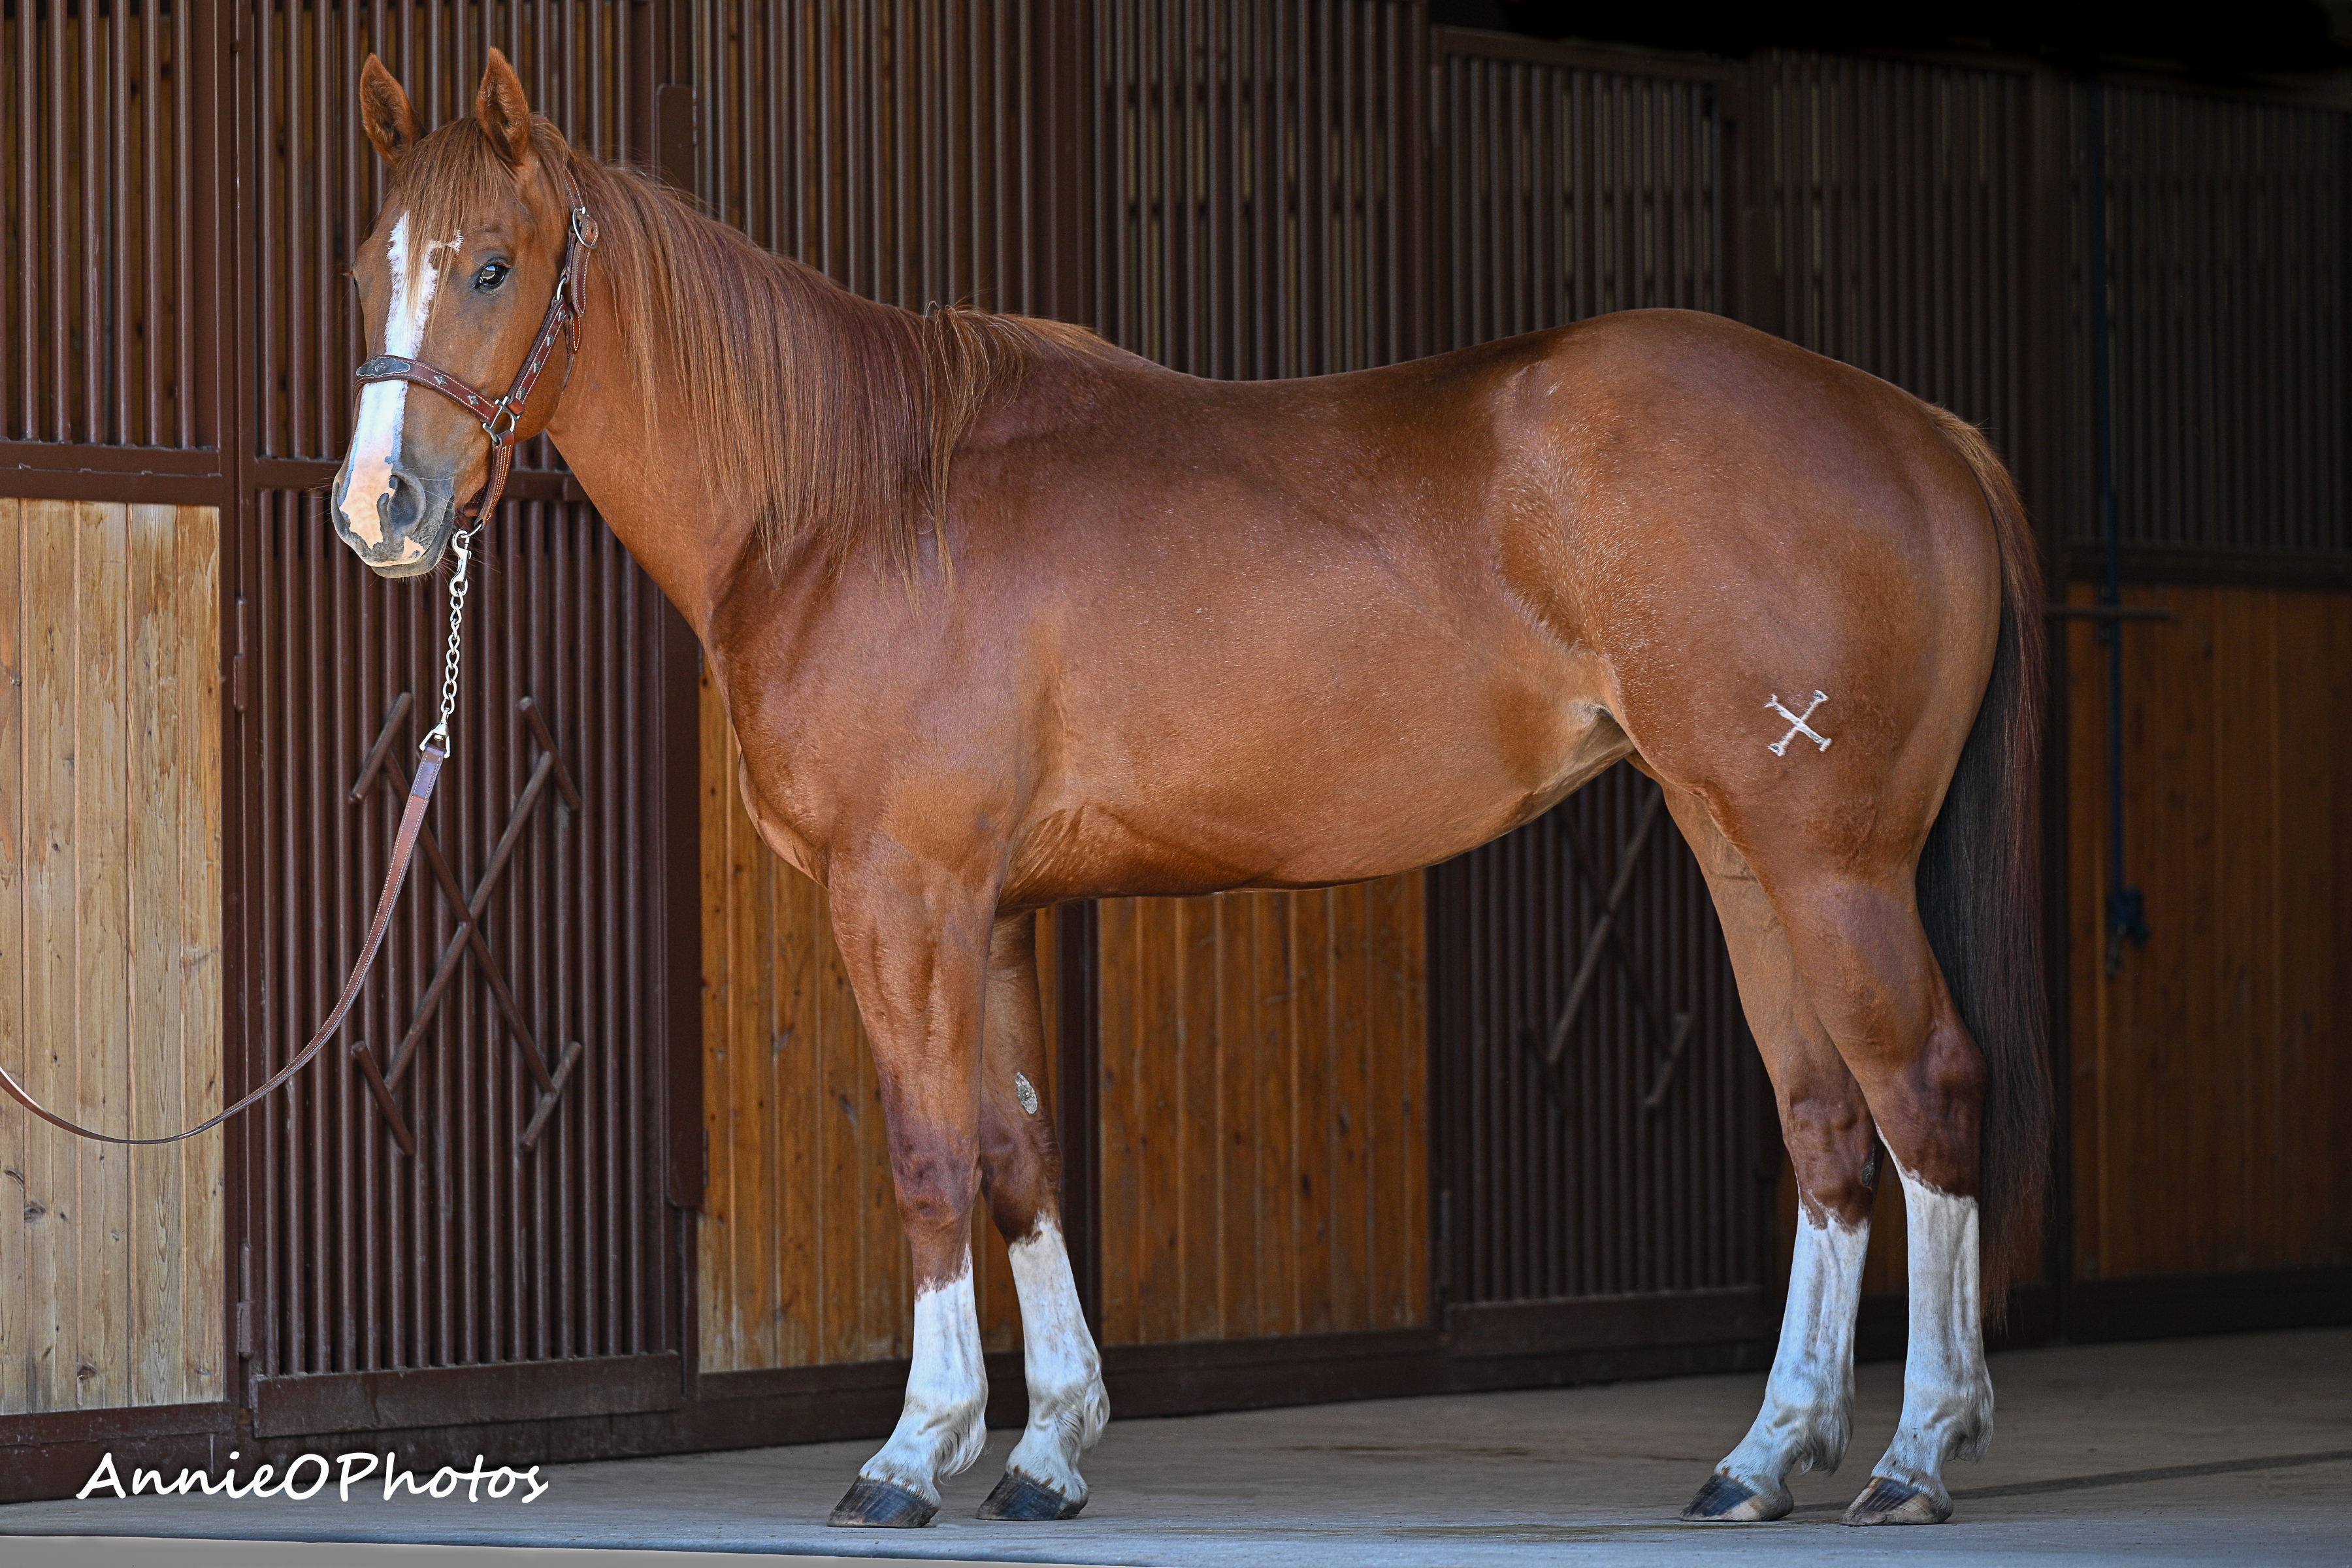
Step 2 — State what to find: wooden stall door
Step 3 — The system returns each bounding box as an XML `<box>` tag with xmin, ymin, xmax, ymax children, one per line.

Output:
<box><xmin>0</xmin><ymin>500</ymin><xmax>224</xmax><ymax>1416</ymax></box>
<box><xmin>2065</xmin><ymin>585</ymin><xmax>2352</xmax><ymax>1283</ymax></box>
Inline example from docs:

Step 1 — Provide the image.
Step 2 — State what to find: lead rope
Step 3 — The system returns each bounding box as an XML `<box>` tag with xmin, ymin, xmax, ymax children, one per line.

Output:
<box><xmin>0</xmin><ymin>539</ymin><xmax>476</xmax><ymax>1146</ymax></box>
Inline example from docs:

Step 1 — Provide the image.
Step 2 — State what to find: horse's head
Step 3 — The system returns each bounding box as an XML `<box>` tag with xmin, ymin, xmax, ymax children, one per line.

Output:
<box><xmin>334</xmin><ymin>50</ymin><xmax>579</xmax><ymax>576</ymax></box>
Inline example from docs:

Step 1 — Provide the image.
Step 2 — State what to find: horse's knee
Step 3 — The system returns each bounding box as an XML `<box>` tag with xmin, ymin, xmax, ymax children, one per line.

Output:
<box><xmin>889</xmin><ymin>1142</ymin><xmax>983</xmax><ymax>1264</ymax></box>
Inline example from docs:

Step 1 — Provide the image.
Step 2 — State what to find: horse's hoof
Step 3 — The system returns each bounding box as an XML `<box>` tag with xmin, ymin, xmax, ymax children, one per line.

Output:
<box><xmin>1840</xmin><ymin>1475</ymin><xmax>1952</xmax><ymax>1526</ymax></box>
<box><xmin>1679</xmin><ymin>1471</ymin><xmax>1791</xmax><ymax>1522</ymax></box>
<box><xmin>977</xmin><ymin>1468</ymin><xmax>1086</xmax><ymax>1521</ymax></box>
<box><xmin>827</xmin><ymin>1477</ymin><xmax>936</xmax><ymax>1528</ymax></box>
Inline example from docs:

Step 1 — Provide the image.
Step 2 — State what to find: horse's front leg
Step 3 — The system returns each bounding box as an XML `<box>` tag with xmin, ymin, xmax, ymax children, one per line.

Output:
<box><xmin>823</xmin><ymin>865</ymin><xmax>997</xmax><ymax>1529</ymax></box>
<box><xmin>974</xmin><ymin>911</ymin><xmax>1107</xmax><ymax>1521</ymax></box>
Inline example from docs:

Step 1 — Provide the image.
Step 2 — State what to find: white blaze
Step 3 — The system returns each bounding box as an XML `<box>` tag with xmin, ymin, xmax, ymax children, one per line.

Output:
<box><xmin>337</xmin><ymin>213</ymin><xmax>452</xmax><ymax>547</ymax></box>
<box><xmin>1003</xmin><ymin>1214</ymin><xmax>1108</xmax><ymax>1500</ymax></box>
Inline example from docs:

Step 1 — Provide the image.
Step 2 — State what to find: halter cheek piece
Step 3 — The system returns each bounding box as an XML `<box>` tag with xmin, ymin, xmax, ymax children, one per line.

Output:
<box><xmin>354</xmin><ymin>169</ymin><xmax>600</xmax><ymax>526</ymax></box>
<box><xmin>0</xmin><ymin>180</ymin><xmax>600</xmax><ymax>1150</ymax></box>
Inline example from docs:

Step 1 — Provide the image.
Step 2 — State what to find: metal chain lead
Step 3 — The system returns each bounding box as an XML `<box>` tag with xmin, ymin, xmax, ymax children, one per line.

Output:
<box><xmin>419</xmin><ymin>525</ymin><xmax>480</xmax><ymax>755</ymax></box>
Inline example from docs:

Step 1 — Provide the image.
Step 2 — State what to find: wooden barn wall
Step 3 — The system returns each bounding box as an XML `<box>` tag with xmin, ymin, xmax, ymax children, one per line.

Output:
<box><xmin>0</xmin><ymin>500</ymin><xmax>222</xmax><ymax>1415</ymax></box>
<box><xmin>1086</xmin><ymin>0</ymin><xmax>1433</xmax><ymax>1345</ymax></box>
<box><xmin>2060</xmin><ymin>596</ymin><xmax>2352</xmax><ymax>1281</ymax></box>
<box><xmin>1096</xmin><ymin>884</ymin><xmax>1427</xmax><ymax>1345</ymax></box>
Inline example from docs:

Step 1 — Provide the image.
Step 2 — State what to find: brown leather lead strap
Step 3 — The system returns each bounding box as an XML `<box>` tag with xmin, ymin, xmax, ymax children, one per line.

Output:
<box><xmin>0</xmin><ymin>745</ymin><xmax>448</xmax><ymax>1147</ymax></box>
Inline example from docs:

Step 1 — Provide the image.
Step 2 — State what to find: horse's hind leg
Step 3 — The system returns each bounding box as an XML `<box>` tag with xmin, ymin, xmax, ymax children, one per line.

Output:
<box><xmin>1664</xmin><ymin>787</ymin><xmax>1876</xmax><ymax>1524</ymax></box>
<box><xmin>973</xmin><ymin>911</ymin><xmax>1107</xmax><ymax>1521</ymax></box>
<box><xmin>1707</xmin><ymin>819</ymin><xmax>1995</xmax><ymax>1526</ymax></box>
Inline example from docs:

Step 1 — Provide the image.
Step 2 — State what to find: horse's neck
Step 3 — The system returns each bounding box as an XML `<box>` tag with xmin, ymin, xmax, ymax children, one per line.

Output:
<box><xmin>542</xmin><ymin>312</ymin><xmax>760</xmax><ymax>645</ymax></box>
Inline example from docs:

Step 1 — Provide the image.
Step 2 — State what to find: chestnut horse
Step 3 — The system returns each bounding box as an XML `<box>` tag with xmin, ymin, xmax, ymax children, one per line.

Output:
<box><xmin>334</xmin><ymin>54</ymin><xmax>2046</xmax><ymax>1531</ymax></box>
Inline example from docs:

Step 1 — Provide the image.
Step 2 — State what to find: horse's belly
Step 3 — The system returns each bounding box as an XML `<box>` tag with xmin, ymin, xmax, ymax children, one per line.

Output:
<box><xmin>1020</xmin><ymin>664</ymin><xmax>1628</xmax><ymax>901</ymax></box>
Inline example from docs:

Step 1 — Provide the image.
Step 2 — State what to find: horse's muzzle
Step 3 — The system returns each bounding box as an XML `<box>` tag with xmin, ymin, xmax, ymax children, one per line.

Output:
<box><xmin>333</xmin><ymin>463</ymin><xmax>458</xmax><ymax>577</ymax></box>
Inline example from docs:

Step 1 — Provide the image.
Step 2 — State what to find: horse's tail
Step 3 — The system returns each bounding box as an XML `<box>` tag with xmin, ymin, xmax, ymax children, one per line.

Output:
<box><xmin>1918</xmin><ymin>405</ymin><xmax>2051</xmax><ymax>1321</ymax></box>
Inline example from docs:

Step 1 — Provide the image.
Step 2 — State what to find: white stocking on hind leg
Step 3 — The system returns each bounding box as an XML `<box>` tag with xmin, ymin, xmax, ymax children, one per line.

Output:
<box><xmin>1664</xmin><ymin>800</ymin><xmax>1884</xmax><ymax>1523</ymax></box>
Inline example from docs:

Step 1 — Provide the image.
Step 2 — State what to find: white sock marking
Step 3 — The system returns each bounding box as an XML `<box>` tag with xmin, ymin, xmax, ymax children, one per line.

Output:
<box><xmin>857</xmin><ymin>1249</ymin><xmax>988</xmax><ymax>1505</ymax></box>
<box><xmin>1003</xmin><ymin>1214</ymin><xmax>1108</xmax><ymax>1501</ymax></box>
<box><xmin>336</xmin><ymin>214</ymin><xmax>453</xmax><ymax>547</ymax></box>
<box><xmin>1873</xmin><ymin>1162</ymin><xmax>1994</xmax><ymax>1500</ymax></box>
<box><xmin>1714</xmin><ymin>1198</ymin><xmax>1869</xmax><ymax>1503</ymax></box>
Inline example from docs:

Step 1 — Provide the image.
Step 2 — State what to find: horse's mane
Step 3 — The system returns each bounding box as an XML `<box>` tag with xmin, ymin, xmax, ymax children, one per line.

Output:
<box><xmin>391</xmin><ymin>116</ymin><xmax>1081</xmax><ymax>579</ymax></box>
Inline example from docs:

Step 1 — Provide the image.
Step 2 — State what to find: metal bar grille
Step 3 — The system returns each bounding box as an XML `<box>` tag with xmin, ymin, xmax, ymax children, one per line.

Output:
<box><xmin>1752</xmin><ymin>52</ymin><xmax>2036</xmax><ymax>502</ymax></box>
<box><xmin>240</xmin><ymin>498</ymin><xmax>669</xmax><ymax>1376</ymax></box>
<box><xmin>0</xmin><ymin>0</ymin><xmax>208</xmax><ymax>448</ymax></box>
<box><xmin>2091</xmin><ymin>85</ymin><xmax>2347</xmax><ymax>555</ymax></box>
<box><xmin>1094</xmin><ymin>0</ymin><xmax>1425</xmax><ymax>379</ymax></box>
<box><xmin>695</xmin><ymin>0</ymin><xmax>1038</xmax><ymax>314</ymax></box>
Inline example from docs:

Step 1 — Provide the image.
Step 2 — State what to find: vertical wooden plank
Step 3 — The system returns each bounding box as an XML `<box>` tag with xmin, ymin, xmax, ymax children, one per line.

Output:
<box><xmin>2266</xmin><ymin>589</ymin><xmax>2330</xmax><ymax>1273</ymax></box>
<box><xmin>76</xmin><ymin>500</ymin><xmax>129</xmax><ymax>1409</ymax></box>
<box><xmin>1367</xmin><ymin>870</ymin><xmax>1430</xmax><ymax>1328</ymax></box>
<box><xmin>695</xmin><ymin>674</ymin><xmax>738</xmax><ymax>1370</ymax></box>
<box><xmin>1093</xmin><ymin>896</ymin><xmax>1137</xmax><ymax>1345</ymax></box>
<box><xmin>2208</xmin><ymin>587</ymin><xmax>2272</xmax><ymax>1273</ymax></box>
<box><xmin>2065</xmin><ymin>592</ymin><xmax>2107</xmax><ymax>1280</ymax></box>
<box><xmin>126</xmin><ymin>504</ymin><xmax>178</xmax><ymax>1406</ymax></box>
<box><xmin>176</xmin><ymin>506</ymin><xmax>222</xmax><ymax>1407</ymax></box>
<box><xmin>1176</xmin><ymin>894</ymin><xmax>1220</xmax><ymax>1341</ymax></box>
<box><xmin>1397</xmin><ymin>873</ymin><xmax>1429</xmax><ymax>1322</ymax></box>
<box><xmin>1328</xmin><ymin>882</ymin><xmax>1370</xmax><ymax>1334</ymax></box>
<box><xmin>1290</xmin><ymin>889</ymin><xmax>1333</xmax><ymax>1336</ymax></box>
<box><xmin>0</xmin><ymin>500</ymin><xmax>25</xmax><ymax>1414</ymax></box>
<box><xmin>1215</xmin><ymin>892</ymin><xmax>1256</xmax><ymax>1339</ymax></box>
<box><xmin>1134</xmin><ymin>897</ymin><xmax>1181</xmax><ymax>1344</ymax></box>
<box><xmin>22</xmin><ymin>504</ymin><xmax>77</xmax><ymax>1411</ymax></box>
<box><xmin>2172</xmin><ymin>585</ymin><xmax>2220</xmax><ymax>1276</ymax></box>
<box><xmin>1252</xmin><ymin>891</ymin><xmax>1296</xmax><ymax>1336</ymax></box>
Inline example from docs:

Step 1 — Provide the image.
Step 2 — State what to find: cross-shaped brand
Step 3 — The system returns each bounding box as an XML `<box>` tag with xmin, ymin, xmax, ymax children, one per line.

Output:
<box><xmin>1766</xmin><ymin>690</ymin><xmax>1833</xmax><ymax>756</ymax></box>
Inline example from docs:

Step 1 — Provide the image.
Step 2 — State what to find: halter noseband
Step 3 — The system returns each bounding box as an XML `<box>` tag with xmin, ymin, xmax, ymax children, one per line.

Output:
<box><xmin>354</xmin><ymin>170</ymin><xmax>600</xmax><ymax>527</ymax></box>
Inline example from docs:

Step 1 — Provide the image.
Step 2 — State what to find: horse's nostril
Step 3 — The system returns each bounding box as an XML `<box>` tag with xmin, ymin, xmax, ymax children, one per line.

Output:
<box><xmin>382</xmin><ymin>470</ymin><xmax>428</xmax><ymax>536</ymax></box>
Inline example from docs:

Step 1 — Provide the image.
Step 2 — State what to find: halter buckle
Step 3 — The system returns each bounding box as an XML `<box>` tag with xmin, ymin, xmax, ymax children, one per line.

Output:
<box><xmin>570</xmin><ymin>204</ymin><xmax>600</xmax><ymax>250</ymax></box>
<box><xmin>483</xmin><ymin>401</ymin><xmax>522</xmax><ymax>444</ymax></box>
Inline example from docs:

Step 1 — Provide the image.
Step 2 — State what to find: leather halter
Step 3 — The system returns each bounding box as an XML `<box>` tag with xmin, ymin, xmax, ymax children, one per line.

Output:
<box><xmin>0</xmin><ymin>180</ymin><xmax>600</xmax><ymax>1148</ymax></box>
<box><xmin>354</xmin><ymin>169</ymin><xmax>600</xmax><ymax>525</ymax></box>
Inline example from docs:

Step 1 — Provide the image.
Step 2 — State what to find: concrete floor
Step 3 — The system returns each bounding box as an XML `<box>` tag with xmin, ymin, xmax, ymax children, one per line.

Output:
<box><xmin>2</xmin><ymin>1328</ymin><xmax>2346</xmax><ymax>1567</ymax></box>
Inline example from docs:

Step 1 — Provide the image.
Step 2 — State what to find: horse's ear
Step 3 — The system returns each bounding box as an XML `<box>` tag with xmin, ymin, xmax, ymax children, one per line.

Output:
<box><xmin>474</xmin><ymin>48</ymin><xmax>534</xmax><ymax>171</ymax></box>
<box><xmin>358</xmin><ymin>54</ymin><xmax>419</xmax><ymax>167</ymax></box>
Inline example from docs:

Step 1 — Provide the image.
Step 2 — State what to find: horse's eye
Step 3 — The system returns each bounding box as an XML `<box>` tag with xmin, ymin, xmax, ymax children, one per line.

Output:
<box><xmin>474</xmin><ymin>260</ymin><xmax>510</xmax><ymax>292</ymax></box>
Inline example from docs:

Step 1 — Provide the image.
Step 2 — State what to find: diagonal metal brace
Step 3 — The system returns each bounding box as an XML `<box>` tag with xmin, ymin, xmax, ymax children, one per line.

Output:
<box><xmin>1525</xmin><ymin>781</ymin><xmax>1695</xmax><ymax>1117</ymax></box>
<box><xmin>347</xmin><ymin>693</ymin><xmax>587</xmax><ymax>1153</ymax></box>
